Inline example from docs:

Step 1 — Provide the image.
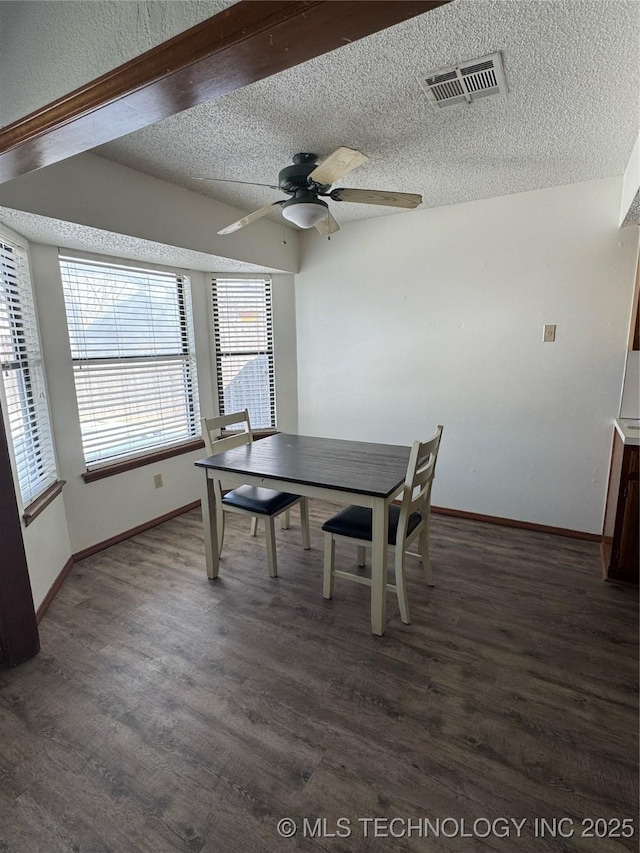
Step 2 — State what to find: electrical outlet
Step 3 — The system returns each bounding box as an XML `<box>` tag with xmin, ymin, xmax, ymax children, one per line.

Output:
<box><xmin>154</xmin><ymin>473</ymin><xmax>163</xmax><ymax>489</ymax></box>
<box><xmin>543</xmin><ymin>324</ymin><xmax>556</xmax><ymax>342</ymax></box>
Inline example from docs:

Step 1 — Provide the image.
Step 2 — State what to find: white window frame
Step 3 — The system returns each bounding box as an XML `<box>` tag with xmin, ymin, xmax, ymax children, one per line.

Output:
<box><xmin>211</xmin><ymin>275</ymin><xmax>276</xmax><ymax>430</ymax></box>
<box><xmin>59</xmin><ymin>254</ymin><xmax>200</xmax><ymax>469</ymax></box>
<box><xmin>0</xmin><ymin>228</ymin><xmax>58</xmax><ymax>508</ymax></box>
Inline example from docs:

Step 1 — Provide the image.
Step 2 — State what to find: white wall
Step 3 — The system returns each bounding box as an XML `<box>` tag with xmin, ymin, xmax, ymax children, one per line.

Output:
<box><xmin>22</xmin><ymin>495</ymin><xmax>72</xmax><ymax>612</ymax></box>
<box><xmin>0</xmin><ymin>0</ymin><xmax>235</xmax><ymax>127</ymax></box>
<box><xmin>295</xmin><ymin>177</ymin><xmax>639</xmax><ymax>534</ymax></box>
<box><xmin>272</xmin><ymin>274</ymin><xmax>299</xmax><ymax>433</ymax></box>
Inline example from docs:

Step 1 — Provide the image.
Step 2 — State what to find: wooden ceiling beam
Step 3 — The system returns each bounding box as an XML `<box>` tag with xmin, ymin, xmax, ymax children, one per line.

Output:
<box><xmin>0</xmin><ymin>0</ymin><xmax>450</xmax><ymax>184</ymax></box>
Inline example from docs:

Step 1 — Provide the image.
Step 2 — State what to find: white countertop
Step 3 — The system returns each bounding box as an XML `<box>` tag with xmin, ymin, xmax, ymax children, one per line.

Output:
<box><xmin>614</xmin><ymin>418</ymin><xmax>640</xmax><ymax>446</ymax></box>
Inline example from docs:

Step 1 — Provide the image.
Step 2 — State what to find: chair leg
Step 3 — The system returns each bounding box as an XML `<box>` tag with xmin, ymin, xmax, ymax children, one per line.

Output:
<box><xmin>323</xmin><ymin>533</ymin><xmax>335</xmax><ymax>599</ymax></box>
<box><xmin>300</xmin><ymin>498</ymin><xmax>311</xmax><ymax>550</ymax></box>
<box><xmin>356</xmin><ymin>545</ymin><xmax>367</xmax><ymax>567</ymax></box>
<box><xmin>394</xmin><ymin>548</ymin><xmax>410</xmax><ymax>625</ymax></box>
<box><xmin>250</xmin><ymin>516</ymin><xmax>259</xmax><ymax>537</ymax></box>
<box><xmin>418</xmin><ymin>523</ymin><xmax>435</xmax><ymax>586</ymax></box>
<box><xmin>265</xmin><ymin>517</ymin><xmax>278</xmax><ymax>578</ymax></box>
<box><xmin>280</xmin><ymin>510</ymin><xmax>291</xmax><ymax>530</ymax></box>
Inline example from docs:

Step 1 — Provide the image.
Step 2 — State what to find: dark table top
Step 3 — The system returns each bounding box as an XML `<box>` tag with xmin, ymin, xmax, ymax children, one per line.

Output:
<box><xmin>195</xmin><ymin>432</ymin><xmax>411</xmax><ymax>498</ymax></box>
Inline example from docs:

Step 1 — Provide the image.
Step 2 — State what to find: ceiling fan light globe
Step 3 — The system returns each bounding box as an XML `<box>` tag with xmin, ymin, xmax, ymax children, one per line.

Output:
<box><xmin>282</xmin><ymin>199</ymin><xmax>328</xmax><ymax>229</ymax></box>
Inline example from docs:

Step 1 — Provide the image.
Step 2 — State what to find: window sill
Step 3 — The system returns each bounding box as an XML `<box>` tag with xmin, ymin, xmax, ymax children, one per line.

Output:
<box><xmin>219</xmin><ymin>428</ymin><xmax>278</xmax><ymax>441</ymax></box>
<box><xmin>82</xmin><ymin>438</ymin><xmax>205</xmax><ymax>482</ymax></box>
<box><xmin>23</xmin><ymin>480</ymin><xmax>66</xmax><ymax>526</ymax></box>
<box><xmin>253</xmin><ymin>429</ymin><xmax>279</xmax><ymax>439</ymax></box>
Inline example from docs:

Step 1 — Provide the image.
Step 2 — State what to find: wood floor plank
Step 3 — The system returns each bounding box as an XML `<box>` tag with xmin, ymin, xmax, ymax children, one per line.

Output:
<box><xmin>0</xmin><ymin>501</ymin><xmax>637</xmax><ymax>851</ymax></box>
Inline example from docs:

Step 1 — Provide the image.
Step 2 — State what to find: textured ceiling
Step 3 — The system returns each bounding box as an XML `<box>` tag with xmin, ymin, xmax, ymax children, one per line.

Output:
<box><xmin>0</xmin><ymin>207</ymin><xmax>279</xmax><ymax>273</ymax></box>
<box><xmin>95</xmin><ymin>0</ymin><xmax>640</xmax><ymax>231</ymax></box>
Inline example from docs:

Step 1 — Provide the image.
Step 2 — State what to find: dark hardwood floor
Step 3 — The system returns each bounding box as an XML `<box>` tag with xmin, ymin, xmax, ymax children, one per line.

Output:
<box><xmin>0</xmin><ymin>502</ymin><xmax>637</xmax><ymax>852</ymax></box>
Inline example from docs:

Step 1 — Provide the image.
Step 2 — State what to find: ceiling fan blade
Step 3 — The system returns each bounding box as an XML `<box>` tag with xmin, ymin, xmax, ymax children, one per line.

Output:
<box><xmin>331</xmin><ymin>188</ymin><xmax>422</xmax><ymax>209</ymax></box>
<box><xmin>217</xmin><ymin>201</ymin><xmax>285</xmax><ymax>235</ymax></box>
<box><xmin>314</xmin><ymin>211</ymin><xmax>340</xmax><ymax>235</ymax></box>
<box><xmin>195</xmin><ymin>177</ymin><xmax>280</xmax><ymax>190</ymax></box>
<box><xmin>309</xmin><ymin>147</ymin><xmax>368</xmax><ymax>185</ymax></box>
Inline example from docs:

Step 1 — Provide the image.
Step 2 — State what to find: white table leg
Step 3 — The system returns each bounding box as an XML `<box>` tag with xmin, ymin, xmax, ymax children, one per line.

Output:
<box><xmin>370</xmin><ymin>497</ymin><xmax>388</xmax><ymax>635</ymax></box>
<box><xmin>202</xmin><ymin>473</ymin><xmax>220</xmax><ymax>579</ymax></box>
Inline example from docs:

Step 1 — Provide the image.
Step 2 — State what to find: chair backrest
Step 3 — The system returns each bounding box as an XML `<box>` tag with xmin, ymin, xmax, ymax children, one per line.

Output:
<box><xmin>395</xmin><ymin>425</ymin><xmax>444</xmax><ymax>546</ymax></box>
<box><xmin>201</xmin><ymin>410</ymin><xmax>253</xmax><ymax>456</ymax></box>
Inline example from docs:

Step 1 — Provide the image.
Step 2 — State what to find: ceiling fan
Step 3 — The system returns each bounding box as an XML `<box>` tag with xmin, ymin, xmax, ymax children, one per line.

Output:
<box><xmin>207</xmin><ymin>147</ymin><xmax>422</xmax><ymax>236</ymax></box>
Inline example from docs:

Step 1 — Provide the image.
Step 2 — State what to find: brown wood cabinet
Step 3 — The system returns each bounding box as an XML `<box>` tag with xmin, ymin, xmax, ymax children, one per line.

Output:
<box><xmin>601</xmin><ymin>428</ymin><xmax>639</xmax><ymax>584</ymax></box>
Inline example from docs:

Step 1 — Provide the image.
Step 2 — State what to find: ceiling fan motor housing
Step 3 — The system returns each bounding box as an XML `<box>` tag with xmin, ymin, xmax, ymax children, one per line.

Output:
<box><xmin>279</xmin><ymin>154</ymin><xmax>331</xmax><ymax>194</ymax></box>
<box><xmin>284</xmin><ymin>189</ymin><xmax>328</xmax><ymax>207</ymax></box>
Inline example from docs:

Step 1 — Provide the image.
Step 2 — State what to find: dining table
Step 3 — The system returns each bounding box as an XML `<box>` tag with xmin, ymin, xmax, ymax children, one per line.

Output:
<box><xmin>195</xmin><ymin>432</ymin><xmax>412</xmax><ymax>635</ymax></box>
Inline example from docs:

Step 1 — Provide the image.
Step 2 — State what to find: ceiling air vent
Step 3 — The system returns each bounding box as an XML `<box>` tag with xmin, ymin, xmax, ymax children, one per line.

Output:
<box><xmin>418</xmin><ymin>52</ymin><xmax>506</xmax><ymax>109</ymax></box>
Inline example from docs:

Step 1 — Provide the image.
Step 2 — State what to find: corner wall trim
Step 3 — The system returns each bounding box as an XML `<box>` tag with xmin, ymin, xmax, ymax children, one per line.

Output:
<box><xmin>36</xmin><ymin>501</ymin><xmax>202</xmax><ymax>621</ymax></box>
<box><xmin>73</xmin><ymin>500</ymin><xmax>202</xmax><ymax>562</ymax></box>
<box><xmin>36</xmin><ymin>556</ymin><xmax>74</xmax><ymax>623</ymax></box>
<box><xmin>430</xmin><ymin>505</ymin><xmax>600</xmax><ymax>542</ymax></box>
<box><xmin>37</xmin><ymin>499</ymin><xmax>598</xmax><ymax>624</ymax></box>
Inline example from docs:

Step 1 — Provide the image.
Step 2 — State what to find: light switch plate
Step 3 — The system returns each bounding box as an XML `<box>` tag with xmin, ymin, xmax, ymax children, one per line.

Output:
<box><xmin>543</xmin><ymin>324</ymin><xmax>556</xmax><ymax>342</ymax></box>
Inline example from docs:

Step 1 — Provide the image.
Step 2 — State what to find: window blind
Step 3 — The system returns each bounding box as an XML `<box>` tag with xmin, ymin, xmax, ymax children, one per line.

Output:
<box><xmin>59</xmin><ymin>256</ymin><xmax>199</xmax><ymax>466</ymax></box>
<box><xmin>0</xmin><ymin>235</ymin><xmax>57</xmax><ymax>504</ymax></box>
<box><xmin>212</xmin><ymin>276</ymin><xmax>275</xmax><ymax>429</ymax></box>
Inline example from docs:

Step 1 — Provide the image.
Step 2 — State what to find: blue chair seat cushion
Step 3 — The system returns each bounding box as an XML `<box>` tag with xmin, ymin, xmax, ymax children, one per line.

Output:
<box><xmin>322</xmin><ymin>504</ymin><xmax>422</xmax><ymax>544</ymax></box>
<box><xmin>223</xmin><ymin>485</ymin><xmax>299</xmax><ymax>516</ymax></box>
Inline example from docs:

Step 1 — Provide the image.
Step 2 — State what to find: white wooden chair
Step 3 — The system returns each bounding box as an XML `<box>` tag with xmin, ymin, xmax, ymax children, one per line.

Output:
<box><xmin>322</xmin><ymin>425</ymin><xmax>443</xmax><ymax>624</ymax></box>
<box><xmin>201</xmin><ymin>411</ymin><xmax>310</xmax><ymax>577</ymax></box>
